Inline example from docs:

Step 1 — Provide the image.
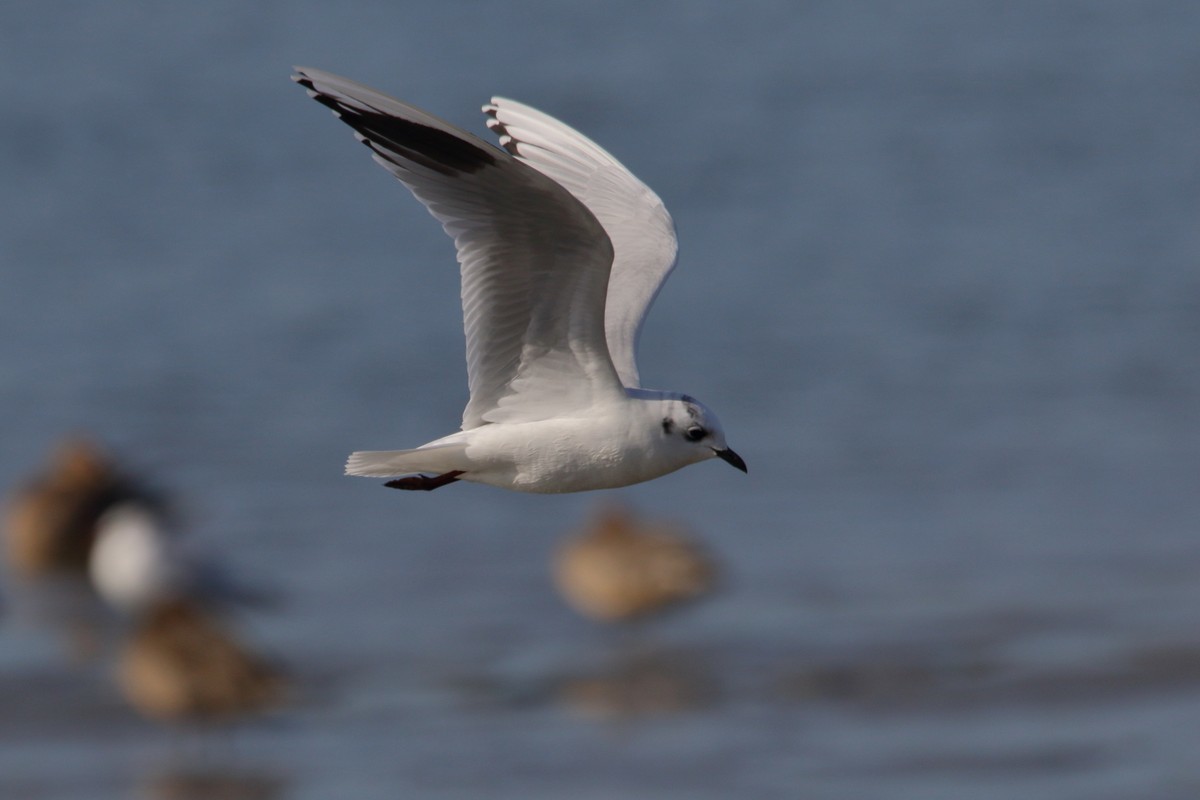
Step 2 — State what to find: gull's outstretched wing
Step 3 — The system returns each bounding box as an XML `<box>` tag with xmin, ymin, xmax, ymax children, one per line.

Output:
<box><xmin>483</xmin><ymin>98</ymin><xmax>679</xmax><ymax>389</ymax></box>
<box><xmin>294</xmin><ymin>68</ymin><xmax>624</xmax><ymax>429</ymax></box>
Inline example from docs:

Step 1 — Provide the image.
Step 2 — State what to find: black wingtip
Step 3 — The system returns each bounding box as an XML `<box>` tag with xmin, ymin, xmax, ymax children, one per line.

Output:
<box><xmin>294</xmin><ymin>68</ymin><xmax>497</xmax><ymax>177</ymax></box>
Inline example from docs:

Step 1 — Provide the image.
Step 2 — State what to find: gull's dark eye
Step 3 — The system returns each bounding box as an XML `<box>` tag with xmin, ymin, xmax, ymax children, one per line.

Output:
<box><xmin>684</xmin><ymin>426</ymin><xmax>706</xmax><ymax>442</ymax></box>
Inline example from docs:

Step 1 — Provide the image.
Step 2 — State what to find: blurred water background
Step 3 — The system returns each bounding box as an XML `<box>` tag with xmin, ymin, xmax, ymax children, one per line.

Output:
<box><xmin>2</xmin><ymin>2</ymin><xmax>1199</xmax><ymax>798</ymax></box>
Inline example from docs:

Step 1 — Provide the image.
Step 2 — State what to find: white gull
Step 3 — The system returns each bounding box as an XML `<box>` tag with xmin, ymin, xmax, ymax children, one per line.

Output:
<box><xmin>295</xmin><ymin>67</ymin><xmax>746</xmax><ymax>493</ymax></box>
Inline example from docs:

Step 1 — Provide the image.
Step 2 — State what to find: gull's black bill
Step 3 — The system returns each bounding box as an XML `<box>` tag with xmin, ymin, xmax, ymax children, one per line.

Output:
<box><xmin>716</xmin><ymin>448</ymin><xmax>747</xmax><ymax>473</ymax></box>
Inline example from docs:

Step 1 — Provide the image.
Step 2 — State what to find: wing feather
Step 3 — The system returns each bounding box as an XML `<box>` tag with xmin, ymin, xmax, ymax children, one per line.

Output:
<box><xmin>483</xmin><ymin>98</ymin><xmax>679</xmax><ymax>388</ymax></box>
<box><xmin>294</xmin><ymin>68</ymin><xmax>623</xmax><ymax>428</ymax></box>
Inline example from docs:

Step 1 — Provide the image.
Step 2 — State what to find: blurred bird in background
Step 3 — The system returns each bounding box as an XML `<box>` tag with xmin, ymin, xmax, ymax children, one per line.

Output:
<box><xmin>3</xmin><ymin>436</ymin><xmax>286</xmax><ymax>726</ymax></box>
<box><xmin>87</xmin><ymin>498</ymin><xmax>287</xmax><ymax>726</ymax></box>
<box><xmin>4</xmin><ymin>437</ymin><xmax>161</xmax><ymax>580</ymax></box>
<box><xmin>551</xmin><ymin>503</ymin><xmax>721</xmax><ymax>718</ymax></box>
<box><xmin>114</xmin><ymin>597</ymin><xmax>285</xmax><ymax>725</ymax></box>
<box><xmin>553</xmin><ymin>503</ymin><xmax>717</xmax><ymax>624</ymax></box>
<box><xmin>3</xmin><ymin>437</ymin><xmax>168</xmax><ymax>659</ymax></box>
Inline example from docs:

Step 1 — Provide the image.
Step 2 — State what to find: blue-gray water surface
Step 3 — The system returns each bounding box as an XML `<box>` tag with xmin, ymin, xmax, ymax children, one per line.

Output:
<box><xmin>1</xmin><ymin>2</ymin><xmax>1198</xmax><ymax>798</ymax></box>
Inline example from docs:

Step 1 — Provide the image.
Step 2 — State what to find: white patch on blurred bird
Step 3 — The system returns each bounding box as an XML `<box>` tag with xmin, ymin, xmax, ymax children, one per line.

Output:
<box><xmin>90</xmin><ymin>502</ymin><xmax>271</xmax><ymax>614</ymax></box>
<box><xmin>295</xmin><ymin>67</ymin><xmax>746</xmax><ymax>493</ymax></box>
<box><xmin>89</xmin><ymin>503</ymin><xmax>185</xmax><ymax>611</ymax></box>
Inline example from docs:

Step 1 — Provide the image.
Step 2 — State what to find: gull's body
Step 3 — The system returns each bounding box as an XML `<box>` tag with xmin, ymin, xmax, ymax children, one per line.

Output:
<box><xmin>295</xmin><ymin>68</ymin><xmax>745</xmax><ymax>493</ymax></box>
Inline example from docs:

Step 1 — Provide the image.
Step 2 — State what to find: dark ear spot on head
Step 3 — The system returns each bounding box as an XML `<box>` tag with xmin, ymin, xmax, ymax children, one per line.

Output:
<box><xmin>661</xmin><ymin>418</ymin><xmax>674</xmax><ymax>434</ymax></box>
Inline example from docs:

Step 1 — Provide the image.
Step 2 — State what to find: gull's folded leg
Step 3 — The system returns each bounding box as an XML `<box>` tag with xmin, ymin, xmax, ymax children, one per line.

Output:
<box><xmin>384</xmin><ymin>471</ymin><xmax>465</xmax><ymax>491</ymax></box>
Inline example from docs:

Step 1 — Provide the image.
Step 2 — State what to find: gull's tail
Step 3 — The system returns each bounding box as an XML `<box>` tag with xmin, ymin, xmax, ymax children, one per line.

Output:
<box><xmin>345</xmin><ymin>443</ymin><xmax>469</xmax><ymax>478</ymax></box>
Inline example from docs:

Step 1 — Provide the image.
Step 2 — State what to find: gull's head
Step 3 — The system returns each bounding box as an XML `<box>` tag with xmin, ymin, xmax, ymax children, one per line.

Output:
<box><xmin>659</xmin><ymin>395</ymin><xmax>747</xmax><ymax>474</ymax></box>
